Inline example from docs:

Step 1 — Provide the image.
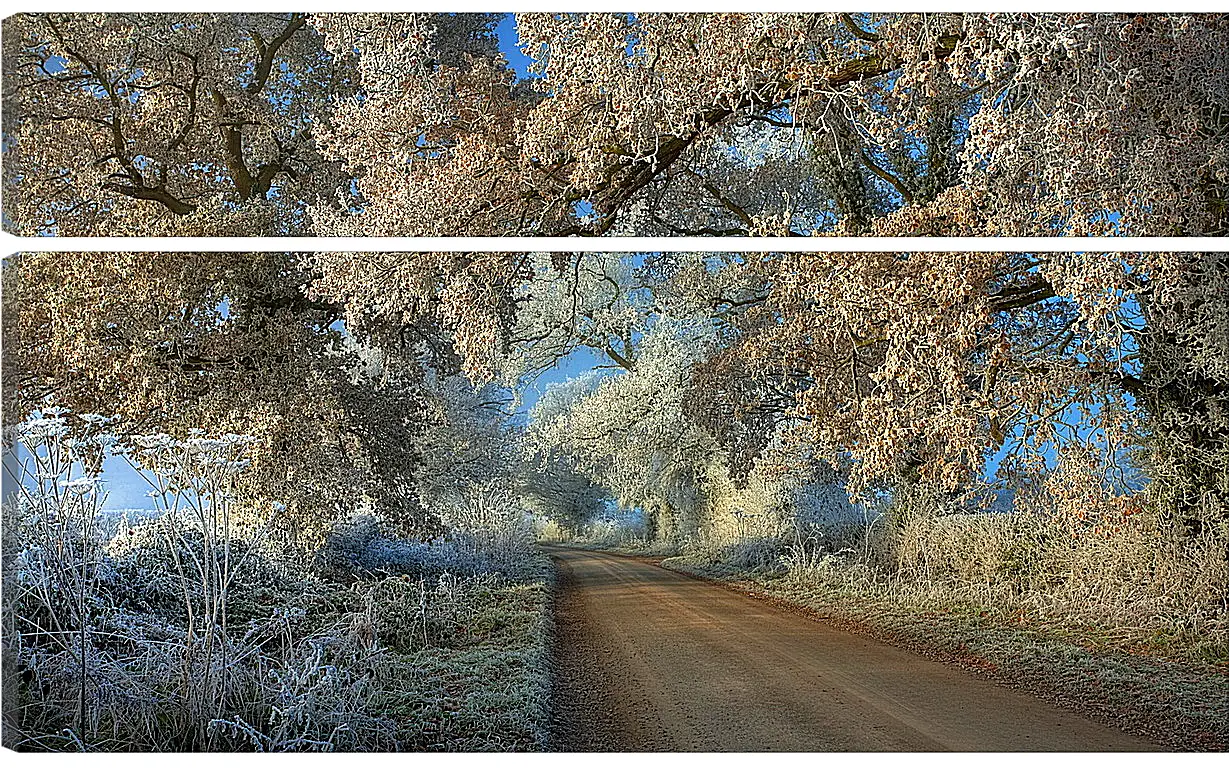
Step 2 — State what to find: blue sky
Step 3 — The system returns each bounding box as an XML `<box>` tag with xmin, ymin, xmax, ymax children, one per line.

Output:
<box><xmin>515</xmin><ymin>346</ymin><xmax>612</xmax><ymax>418</ymax></box>
<box><xmin>4</xmin><ymin>441</ymin><xmax>156</xmax><ymax>511</ymax></box>
<box><xmin>495</xmin><ymin>14</ymin><xmax>535</xmax><ymax>80</ymax></box>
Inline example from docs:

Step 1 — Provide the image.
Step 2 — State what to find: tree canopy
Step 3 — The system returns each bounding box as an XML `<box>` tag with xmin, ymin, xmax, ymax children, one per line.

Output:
<box><xmin>5</xmin><ymin>12</ymin><xmax>1226</xmax><ymax>236</ymax></box>
<box><xmin>6</xmin><ymin>252</ymin><xmax>1226</xmax><ymax>548</ymax></box>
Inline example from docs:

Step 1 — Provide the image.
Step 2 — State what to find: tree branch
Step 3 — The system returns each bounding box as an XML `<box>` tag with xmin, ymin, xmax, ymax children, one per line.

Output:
<box><xmin>988</xmin><ymin>280</ymin><xmax>1057</xmax><ymax>312</ymax></box>
<box><xmin>860</xmin><ymin>150</ymin><xmax>914</xmax><ymax>204</ymax></box>
<box><xmin>246</xmin><ymin>14</ymin><xmax>308</xmax><ymax>95</ymax></box>
<box><xmin>102</xmin><ymin>181</ymin><xmax>196</xmax><ymax>215</ymax></box>
<box><xmin>839</xmin><ymin>13</ymin><xmax>880</xmax><ymax>42</ymax></box>
<box><xmin>560</xmin><ymin>41</ymin><xmax>960</xmax><ymax>235</ymax></box>
<box><xmin>212</xmin><ymin>89</ymin><xmax>259</xmax><ymax>200</ymax></box>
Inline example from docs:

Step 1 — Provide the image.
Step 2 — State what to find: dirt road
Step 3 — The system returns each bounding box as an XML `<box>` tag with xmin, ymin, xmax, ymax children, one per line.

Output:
<box><xmin>546</xmin><ymin>546</ymin><xmax>1157</xmax><ymax>752</ymax></box>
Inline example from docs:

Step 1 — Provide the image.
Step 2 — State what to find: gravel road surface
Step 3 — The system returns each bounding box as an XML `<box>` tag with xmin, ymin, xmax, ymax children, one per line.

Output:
<box><xmin>546</xmin><ymin>546</ymin><xmax>1158</xmax><ymax>752</ymax></box>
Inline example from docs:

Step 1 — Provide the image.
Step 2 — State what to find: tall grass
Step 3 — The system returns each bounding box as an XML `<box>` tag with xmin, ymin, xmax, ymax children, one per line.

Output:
<box><xmin>3</xmin><ymin>414</ymin><xmax>550</xmax><ymax>752</ymax></box>
<box><xmin>760</xmin><ymin>493</ymin><xmax>1229</xmax><ymax>660</ymax></box>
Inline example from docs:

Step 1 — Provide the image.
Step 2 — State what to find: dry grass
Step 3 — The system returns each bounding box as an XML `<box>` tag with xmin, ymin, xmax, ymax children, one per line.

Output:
<box><xmin>3</xmin><ymin>505</ymin><xmax>553</xmax><ymax>752</ymax></box>
<box><xmin>678</xmin><ymin>494</ymin><xmax>1228</xmax><ymax>663</ymax></box>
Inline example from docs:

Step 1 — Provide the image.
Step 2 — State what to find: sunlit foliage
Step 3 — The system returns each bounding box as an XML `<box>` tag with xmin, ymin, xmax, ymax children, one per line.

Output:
<box><xmin>5</xmin><ymin>13</ymin><xmax>1226</xmax><ymax>235</ymax></box>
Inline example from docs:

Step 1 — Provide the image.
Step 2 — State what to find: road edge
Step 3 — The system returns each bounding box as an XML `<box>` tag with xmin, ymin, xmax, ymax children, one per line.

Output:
<box><xmin>636</xmin><ymin>553</ymin><xmax>1226</xmax><ymax>752</ymax></box>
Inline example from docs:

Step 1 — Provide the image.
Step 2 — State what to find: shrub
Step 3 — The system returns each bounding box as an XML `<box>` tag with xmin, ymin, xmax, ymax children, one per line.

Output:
<box><xmin>315</xmin><ymin>515</ymin><xmax>488</xmax><ymax>580</ymax></box>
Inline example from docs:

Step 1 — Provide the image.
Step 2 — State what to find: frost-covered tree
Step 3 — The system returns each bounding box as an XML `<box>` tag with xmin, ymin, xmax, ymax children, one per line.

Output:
<box><xmin>7</xmin><ymin>251</ymin><xmax>1226</xmax><ymax>544</ymax></box>
<box><xmin>689</xmin><ymin>253</ymin><xmax>1229</xmax><ymax>538</ymax></box>
<box><xmin>306</xmin><ymin>12</ymin><xmax>1229</xmax><ymax>237</ymax></box>
<box><xmin>6</xmin><ymin>13</ymin><xmax>1226</xmax><ymax>235</ymax></box>
<box><xmin>410</xmin><ymin>371</ymin><xmax>518</xmax><ymax>511</ymax></box>
<box><xmin>526</xmin><ymin>315</ymin><xmax>720</xmax><ymax>540</ymax></box>
<box><xmin>503</xmin><ymin>254</ymin><xmax>653</xmax><ymax>383</ymax></box>
<box><xmin>307</xmin><ymin>253</ymin><xmax>531</xmax><ymax>381</ymax></box>
<box><xmin>1</xmin><ymin>253</ymin><xmax>474</xmax><ymax>541</ymax></box>
<box><xmin>517</xmin><ymin>447</ymin><xmax>610</xmax><ymax>535</ymax></box>
<box><xmin>309</xmin><ymin>253</ymin><xmax>658</xmax><ymax>384</ymax></box>
<box><xmin>2</xmin><ymin>13</ymin><xmax>351</xmax><ymax>235</ymax></box>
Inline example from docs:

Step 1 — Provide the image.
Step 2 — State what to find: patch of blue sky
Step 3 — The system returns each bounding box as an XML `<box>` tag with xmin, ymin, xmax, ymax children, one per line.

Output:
<box><xmin>97</xmin><ymin>458</ymin><xmax>162</xmax><ymax>510</ymax></box>
<box><xmin>4</xmin><ymin>442</ymin><xmax>160</xmax><ymax>511</ymax></box>
<box><xmin>723</xmin><ymin>115</ymin><xmax>809</xmax><ymax>170</ymax></box>
<box><xmin>990</xmin><ymin>86</ymin><xmax>1024</xmax><ymax>116</ymax></box>
<box><xmin>981</xmin><ymin>314</ymin><xmax>1144</xmax><ymax>490</ymax></box>
<box><xmin>983</xmin><ymin>393</ymin><xmax>1146</xmax><ymax>497</ymax></box>
<box><xmin>514</xmin><ymin>345</ymin><xmax>623</xmax><ymax>423</ymax></box>
<box><xmin>623</xmin><ymin>20</ymin><xmax>645</xmax><ymax>64</ymax></box>
<box><xmin>572</xmin><ymin>199</ymin><xmax>597</xmax><ymax>223</ymax></box>
<box><xmin>494</xmin><ymin>14</ymin><xmax>537</xmax><ymax>81</ymax></box>
<box><xmin>1091</xmin><ymin>210</ymin><xmax>1126</xmax><ymax>235</ymax></box>
<box><xmin>412</xmin><ymin>132</ymin><xmax>445</xmax><ymax>162</ymax></box>
<box><xmin>807</xmin><ymin>205</ymin><xmax>843</xmax><ymax>234</ymax></box>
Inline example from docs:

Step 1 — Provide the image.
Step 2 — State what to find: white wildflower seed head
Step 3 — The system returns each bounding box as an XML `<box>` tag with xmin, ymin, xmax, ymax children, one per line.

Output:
<box><xmin>60</xmin><ymin>477</ymin><xmax>100</xmax><ymax>495</ymax></box>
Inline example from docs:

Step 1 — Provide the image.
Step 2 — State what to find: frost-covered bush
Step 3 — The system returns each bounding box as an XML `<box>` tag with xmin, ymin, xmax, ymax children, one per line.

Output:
<box><xmin>437</xmin><ymin>484</ymin><xmax>538</xmax><ymax>577</ymax></box>
<box><xmin>770</xmin><ymin>484</ymin><xmax>1229</xmax><ymax>657</ymax></box>
<box><xmin>4</xmin><ymin>409</ymin><xmax>122</xmax><ymax>746</ymax></box>
<box><xmin>3</xmin><ymin>410</ymin><xmax>287</xmax><ymax>750</ymax></box>
<box><xmin>315</xmin><ymin>515</ymin><xmax>487</xmax><ymax>580</ymax></box>
<box><xmin>580</xmin><ymin>508</ymin><xmax>649</xmax><ymax>544</ymax></box>
<box><xmin>352</xmin><ymin>571</ymin><xmax>533</xmax><ymax>652</ymax></box>
<box><xmin>208</xmin><ymin>633</ymin><xmax>402</xmax><ymax>752</ymax></box>
<box><xmin>318</xmin><ymin>482</ymin><xmax>539</xmax><ymax>583</ymax></box>
<box><xmin>104</xmin><ymin>516</ymin><xmax>309</xmax><ymax>626</ymax></box>
<box><xmin>709</xmin><ymin>536</ymin><xmax>789</xmax><ymax>571</ymax></box>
